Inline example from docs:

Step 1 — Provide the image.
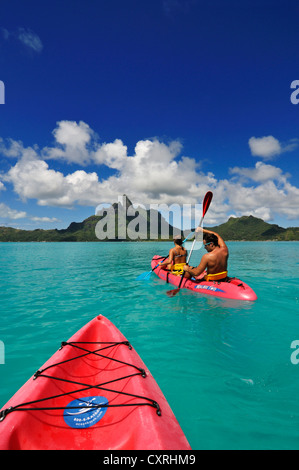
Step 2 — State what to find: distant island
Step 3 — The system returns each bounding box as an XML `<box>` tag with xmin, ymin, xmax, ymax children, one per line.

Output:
<box><xmin>208</xmin><ymin>215</ymin><xmax>299</xmax><ymax>241</ymax></box>
<box><xmin>0</xmin><ymin>196</ymin><xmax>298</xmax><ymax>242</ymax></box>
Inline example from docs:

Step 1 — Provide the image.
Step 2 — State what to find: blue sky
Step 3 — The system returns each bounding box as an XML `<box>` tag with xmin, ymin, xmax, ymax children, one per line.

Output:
<box><xmin>0</xmin><ymin>0</ymin><xmax>299</xmax><ymax>230</ymax></box>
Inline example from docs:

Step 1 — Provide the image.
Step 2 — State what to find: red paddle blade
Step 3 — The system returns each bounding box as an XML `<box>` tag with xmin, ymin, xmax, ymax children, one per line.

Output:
<box><xmin>166</xmin><ymin>287</ymin><xmax>180</xmax><ymax>297</ymax></box>
<box><xmin>202</xmin><ymin>191</ymin><xmax>213</xmax><ymax>218</ymax></box>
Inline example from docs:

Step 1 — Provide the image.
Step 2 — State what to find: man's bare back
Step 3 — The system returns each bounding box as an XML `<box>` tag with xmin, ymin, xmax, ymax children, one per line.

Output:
<box><xmin>183</xmin><ymin>228</ymin><xmax>229</xmax><ymax>279</ymax></box>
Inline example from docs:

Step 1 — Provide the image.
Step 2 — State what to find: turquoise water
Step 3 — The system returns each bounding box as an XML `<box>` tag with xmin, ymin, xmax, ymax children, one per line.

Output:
<box><xmin>0</xmin><ymin>241</ymin><xmax>299</xmax><ymax>450</ymax></box>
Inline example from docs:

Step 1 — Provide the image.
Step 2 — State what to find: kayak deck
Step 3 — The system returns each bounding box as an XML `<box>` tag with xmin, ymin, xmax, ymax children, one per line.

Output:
<box><xmin>0</xmin><ymin>315</ymin><xmax>191</xmax><ymax>450</ymax></box>
<box><xmin>151</xmin><ymin>255</ymin><xmax>257</xmax><ymax>301</ymax></box>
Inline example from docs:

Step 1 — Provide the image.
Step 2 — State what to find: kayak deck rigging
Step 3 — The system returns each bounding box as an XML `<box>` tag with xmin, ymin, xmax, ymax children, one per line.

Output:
<box><xmin>0</xmin><ymin>315</ymin><xmax>191</xmax><ymax>450</ymax></box>
<box><xmin>0</xmin><ymin>340</ymin><xmax>161</xmax><ymax>422</ymax></box>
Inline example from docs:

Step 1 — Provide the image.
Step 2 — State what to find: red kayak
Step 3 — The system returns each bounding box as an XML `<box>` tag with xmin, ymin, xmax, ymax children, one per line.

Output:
<box><xmin>0</xmin><ymin>315</ymin><xmax>191</xmax><ymax>450</ymax></box>
<box><xmin>152</xmin><ymin>255</ymin><xmax>257</xmax><ymax>301</ymax></box>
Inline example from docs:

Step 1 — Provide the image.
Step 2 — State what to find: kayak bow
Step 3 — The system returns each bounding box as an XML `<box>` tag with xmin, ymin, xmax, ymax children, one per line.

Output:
<box><xmin>0</xmin><ymin>315</ymin><xmax>191</xmax><ymax>450</ymax></box>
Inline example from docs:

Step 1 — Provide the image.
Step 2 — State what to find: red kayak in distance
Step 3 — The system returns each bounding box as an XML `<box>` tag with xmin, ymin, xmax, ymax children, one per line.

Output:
<box><xmin>0</xmin><ymin>315</ymin><xmax>191</xmax><ymax>450</ymax></box>
<box><xmin>152</xmin><ymin>255</ymin><xmax>257</xmax><ymax>301</ymax></box>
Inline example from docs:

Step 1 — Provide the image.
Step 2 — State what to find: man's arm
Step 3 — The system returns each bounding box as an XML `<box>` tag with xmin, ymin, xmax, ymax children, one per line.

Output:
<box><xmin>196</xmin><ymin>227</ymin><xmax>228</xmax><ymax>251</ymax></box>
<box><xmin>183</xmin><ymin>254</ymin><xmax>209</xmax><ymax>277</ymax></box>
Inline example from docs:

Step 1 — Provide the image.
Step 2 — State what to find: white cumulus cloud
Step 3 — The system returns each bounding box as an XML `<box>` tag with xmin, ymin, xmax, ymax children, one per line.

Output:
<box><xmin>1</xmin><ymin>121</ymin><xmax>299</xmax><ymax>225</ymax></box>
<box><xmin>0</xmin><ymin>203</ymin><xmax>27</xmax><ymax>220</ymax></box>
<box><xmin>230</xmin><ymin>161</ymin><xmax>289</xmax><ymax>184</ymax></box>
<box><xmin>43</xmin><ymin>120</ymin><xmax>95</xmax><ymax>165</ymax></box>
<box><xmin>249</xmin><ymin>136</ymin><xmax>282</xmax><ymax>160</ymax></box>
<box><xmin>248</xmin><ymin>135</ymin><xmax>299</xmax><ymax>160</ymax></box>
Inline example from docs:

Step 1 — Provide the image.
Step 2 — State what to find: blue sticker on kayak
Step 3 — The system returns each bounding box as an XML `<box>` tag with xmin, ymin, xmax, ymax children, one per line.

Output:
<box><xmin>64</xmin><ymin>396</ymin><xmax>108</xmax><ymax>429</ymax></box>
<box><xmin>194</xmin><ymin>285</ymin><xmax>225</xmax><ymax>293</ymax></box>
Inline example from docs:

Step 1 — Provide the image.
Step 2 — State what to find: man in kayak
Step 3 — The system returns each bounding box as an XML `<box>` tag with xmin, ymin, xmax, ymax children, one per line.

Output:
<box><xmin>183</xmin><ymin>228</ymin><xmax>229</xmax><ymax>281</ymax></box>
<box><xmin>158</xmin><ymin>235</ymin><xmax>187</xmax><ymax>275</ymax></box>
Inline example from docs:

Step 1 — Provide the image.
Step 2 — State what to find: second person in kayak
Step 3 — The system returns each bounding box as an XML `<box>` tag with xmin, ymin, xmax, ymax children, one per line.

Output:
<box><xmin>159</xmin><ymin>235</ymin><xmax>187</xmax><ymax>275</ymax></box>
<box><xmin>183</xmin><ymin>228</ymin><xmax>229</xmax><ymax>281</ymax></box>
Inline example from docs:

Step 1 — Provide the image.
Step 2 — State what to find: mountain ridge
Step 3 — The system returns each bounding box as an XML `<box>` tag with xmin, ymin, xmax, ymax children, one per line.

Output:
<box><xmin>0</xmin><ymin>207</ymin><xmax>298</xmax><ymax>242</ymax></box>
<box><xmin>208</xmin><ymin>215</ymin><xmax>299</xmax><ymax>241</ymax></box>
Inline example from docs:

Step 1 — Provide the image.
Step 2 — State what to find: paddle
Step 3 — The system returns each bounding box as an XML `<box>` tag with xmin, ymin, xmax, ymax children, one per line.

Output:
<box><xmin>182</xmin><ymin>230</ymin><xmax>196</xmax><ymax>244</ymax></box>
<box><xmin>136</xmin><ymin>256</ymin><xmax>168</xmax><ymax>281</ymax></box>
<box><xmin>167</xmin><ymin>191</ymin><xmax>213</xmax><ymax>297</ymax></box>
